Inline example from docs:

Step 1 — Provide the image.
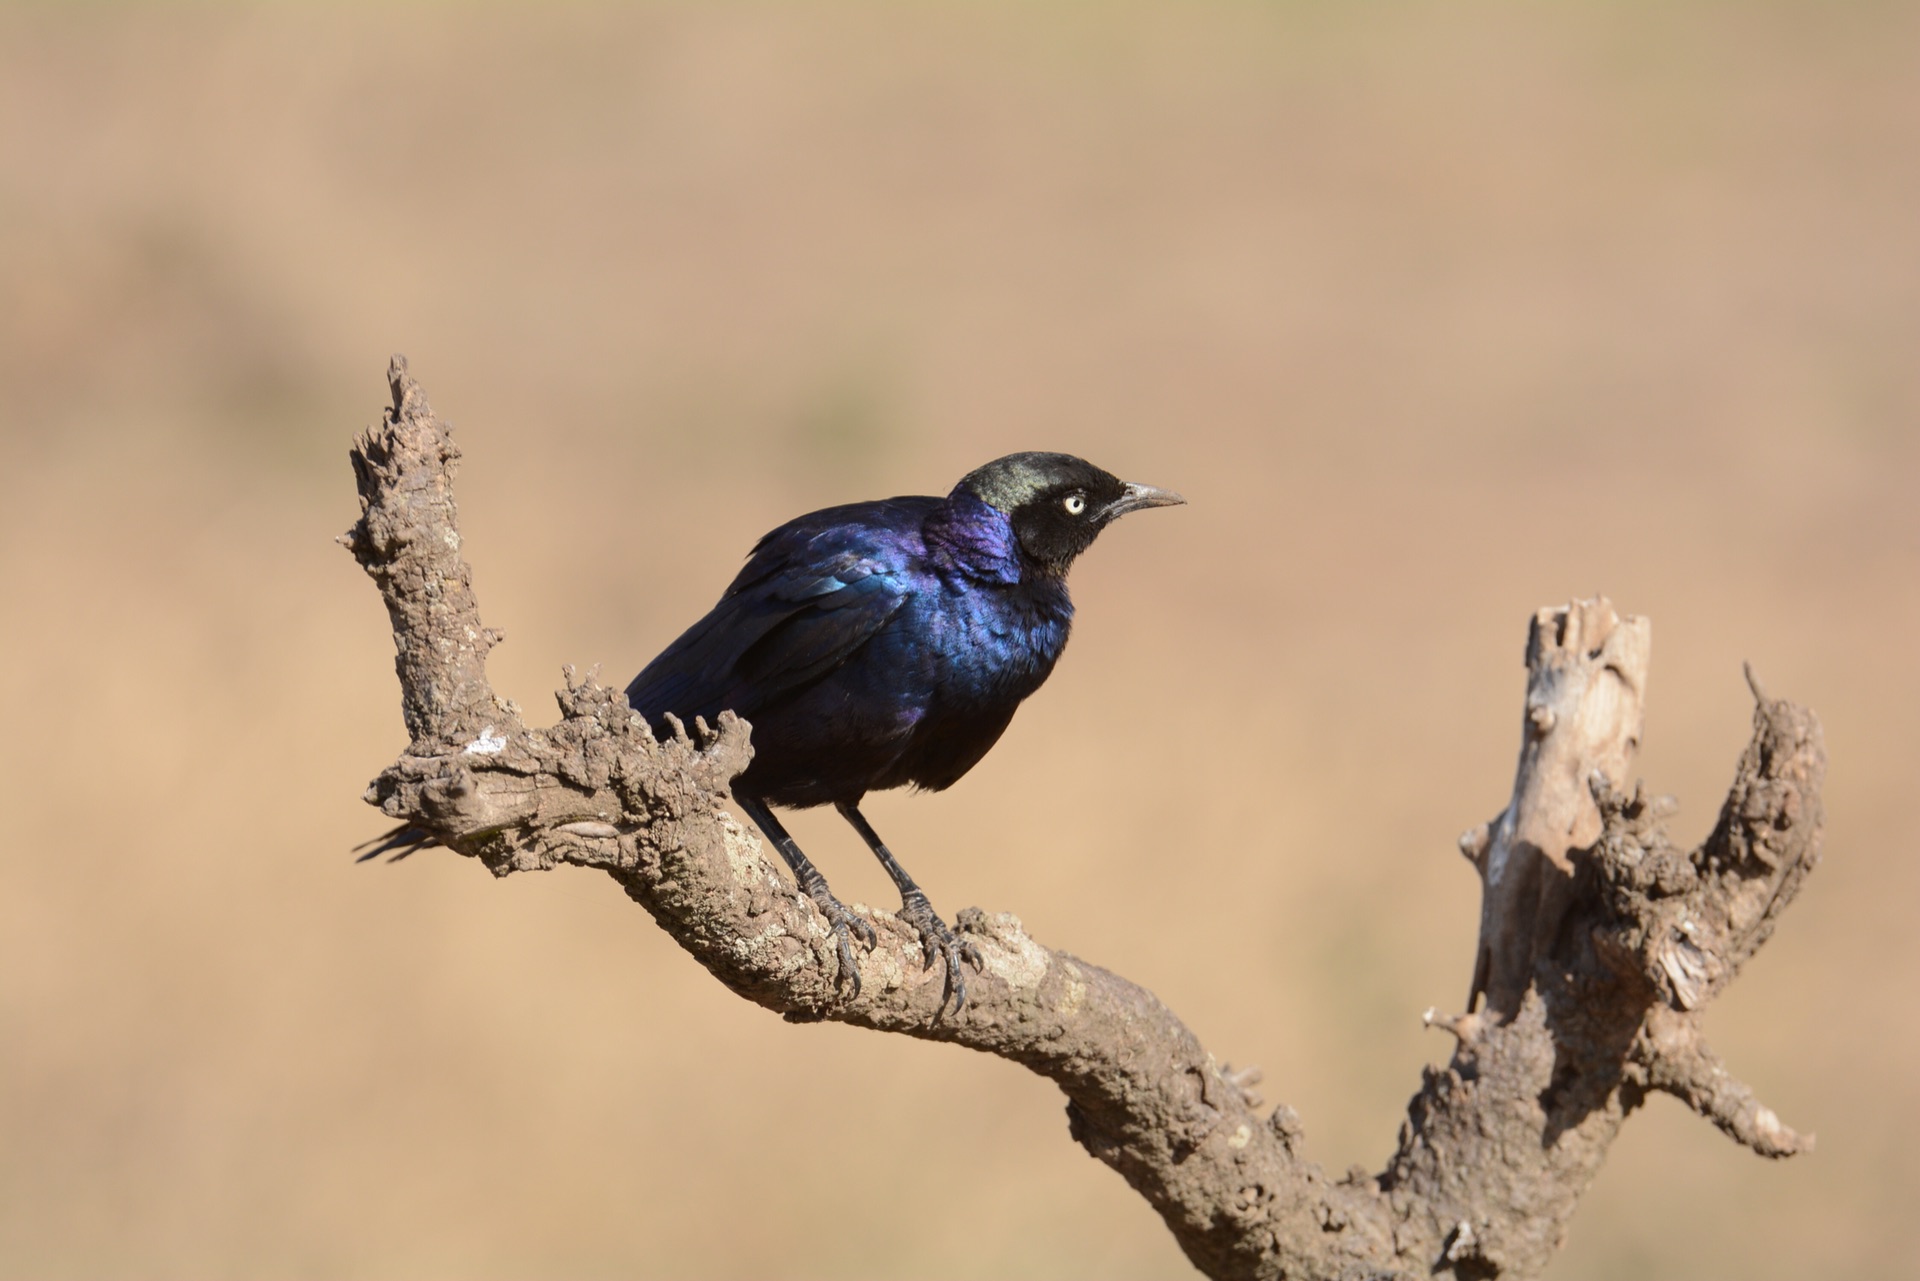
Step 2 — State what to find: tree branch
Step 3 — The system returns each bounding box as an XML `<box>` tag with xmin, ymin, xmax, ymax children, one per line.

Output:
<box><xmin>347</xmin><ymin>360</ymin><xmax>1822</xmax><ymax>1281</ymax></box>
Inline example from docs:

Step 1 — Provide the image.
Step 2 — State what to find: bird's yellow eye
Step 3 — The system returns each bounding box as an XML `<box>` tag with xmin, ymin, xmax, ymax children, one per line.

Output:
<box><xmin>1063</xmin><ymin>493</ymin><xmax>1087</xmax><ymax>515</ymax></box>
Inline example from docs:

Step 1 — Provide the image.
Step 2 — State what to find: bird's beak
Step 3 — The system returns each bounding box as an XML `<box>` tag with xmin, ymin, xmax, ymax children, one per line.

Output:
<box><xmin>1101</xmin><ymin>481</ymin><xmax>1186</xmax><ymax>521</ymax></box>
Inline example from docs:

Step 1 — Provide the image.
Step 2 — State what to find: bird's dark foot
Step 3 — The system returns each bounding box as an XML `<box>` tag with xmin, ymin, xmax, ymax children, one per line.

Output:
<box><xmin>802</xmin><ymin>886</ymin><xmax>877</xmax><ymax>998</ymax></box>
<box><xmin>897</xmin><ymin>890</ymin><xmax>984</xmax><ymax>1013</ymax></box>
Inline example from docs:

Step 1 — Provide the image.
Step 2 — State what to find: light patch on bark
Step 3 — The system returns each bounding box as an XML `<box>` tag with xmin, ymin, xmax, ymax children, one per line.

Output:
<box><xmin>972</xmin><ymin>913</ymin><xmax>1049</xmax><ymax>988</ymax></box>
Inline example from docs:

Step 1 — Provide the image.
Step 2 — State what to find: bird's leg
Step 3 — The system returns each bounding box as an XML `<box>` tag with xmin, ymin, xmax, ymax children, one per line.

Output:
<box><xmin>732</xmin><ymin>791</ymin><xmax>876</xmax><ymax>997</ymax></box>
<box><xmin>834</xmin><ymin>800</ymin><xmax>984</xmax><ymax>1013</ymax></box>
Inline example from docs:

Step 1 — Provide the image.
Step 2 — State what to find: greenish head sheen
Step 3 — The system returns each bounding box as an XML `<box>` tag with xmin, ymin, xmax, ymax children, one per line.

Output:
<box><xmin>957</xmin><ymin>451</ymin><xmax>1179</xmax><ymax>575</ymax></box>
<box><xmin>959</xmin><ymin>452</ymin><xmax>1117</xmax><ymax>514</ymax></box>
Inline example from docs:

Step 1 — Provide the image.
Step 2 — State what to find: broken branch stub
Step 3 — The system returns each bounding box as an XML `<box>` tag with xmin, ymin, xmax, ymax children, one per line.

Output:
<box><xmin>1471</xmin><ymin>599</ymin><xmax>1650</xmax><ymax>1016</ymax></box>
<box><xmin>340</xmin><ymin>355</ymin><xmax>518</xmax><ymax>750</ymax></box>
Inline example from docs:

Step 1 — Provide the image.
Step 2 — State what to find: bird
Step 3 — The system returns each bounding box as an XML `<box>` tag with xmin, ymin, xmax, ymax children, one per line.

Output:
<box><xmin>624</xmin><ymin>452</ymin><xmax>1183</xmax><ymax>1010</ymax></box>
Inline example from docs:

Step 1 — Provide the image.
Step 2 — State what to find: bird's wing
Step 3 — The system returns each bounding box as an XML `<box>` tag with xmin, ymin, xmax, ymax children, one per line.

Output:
<box><xmin>625</xmin><ymin>500</ymin><xmax>934</xmax><ymax>725</ymax></box>
<box><xmin>731</xmin><ymin>549</ymin><xmax>907</xmax><ymax>696</ymax></box>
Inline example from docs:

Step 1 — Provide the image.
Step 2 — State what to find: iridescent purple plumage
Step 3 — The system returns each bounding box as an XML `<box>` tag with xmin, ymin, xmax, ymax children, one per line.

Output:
<box><xmin>625</xmin><ymin>452</ymin><xmax>1182</xmax><ymax>1011</ymax></box>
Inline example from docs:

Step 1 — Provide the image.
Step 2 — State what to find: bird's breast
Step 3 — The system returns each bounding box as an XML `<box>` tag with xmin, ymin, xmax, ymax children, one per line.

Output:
<box><xmin>920</xmin><ymin>583</ymin><xmax>1071</xmax><ymax>709</ymax></box>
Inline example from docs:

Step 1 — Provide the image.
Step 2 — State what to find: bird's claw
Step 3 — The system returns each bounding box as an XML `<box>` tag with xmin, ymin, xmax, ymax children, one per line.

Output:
<box><xmin>804</xmin><ymin>889</ymin><xmax>875</xmax><ymax>998</ymax></box>
<box><xmin>898</xmin><ymin>892</ymin><xmax>985</xmax><ymax>1015</ymax></box>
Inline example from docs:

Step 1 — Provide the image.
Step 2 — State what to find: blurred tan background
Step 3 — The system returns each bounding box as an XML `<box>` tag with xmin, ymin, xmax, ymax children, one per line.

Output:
<box><xmin>2</xmin><ymin>4</ymin><xmax>1915</xmax><ymax>1278</ymax></box>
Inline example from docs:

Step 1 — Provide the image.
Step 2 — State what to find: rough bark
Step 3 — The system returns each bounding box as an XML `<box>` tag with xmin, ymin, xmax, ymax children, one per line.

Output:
<box><xmin>346</xmin><ymin>358</ymin><xmax>1821</xmax><ymax>1280</ymax></box>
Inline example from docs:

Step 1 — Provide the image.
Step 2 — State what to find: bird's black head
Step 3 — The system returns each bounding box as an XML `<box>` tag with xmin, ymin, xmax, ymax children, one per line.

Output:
<box><xmin>956</xmin><ymin>451</ymin><xmax>1184</xmax><ymax>576</ymax></box>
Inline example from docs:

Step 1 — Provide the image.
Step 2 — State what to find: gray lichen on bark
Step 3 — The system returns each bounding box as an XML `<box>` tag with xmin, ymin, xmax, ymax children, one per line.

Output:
<box><xmin>348</xmin><ymin>358</ymin><xmax>1820</xmax><ymax>1280</ymax></box>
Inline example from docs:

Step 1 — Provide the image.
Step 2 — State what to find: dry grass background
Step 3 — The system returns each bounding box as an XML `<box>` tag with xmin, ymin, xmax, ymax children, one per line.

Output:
<box><xmin>1</xmin><ymin>4</ymin><xmax>1916</xmax><ymax>1278</ymax></box>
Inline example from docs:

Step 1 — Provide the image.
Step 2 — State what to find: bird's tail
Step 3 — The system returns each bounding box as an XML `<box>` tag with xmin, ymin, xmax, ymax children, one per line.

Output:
<box><xmin>351</xmin><ymin>823</ymin><xmax>438</xmax><ymax>863</ymax></box>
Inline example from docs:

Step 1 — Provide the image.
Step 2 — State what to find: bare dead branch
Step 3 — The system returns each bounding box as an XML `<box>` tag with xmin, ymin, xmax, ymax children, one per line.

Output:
<box><xmin>347</xmin><ymin>361</ymin><xmax>1822</xmax><ymax>1281</ymax></box>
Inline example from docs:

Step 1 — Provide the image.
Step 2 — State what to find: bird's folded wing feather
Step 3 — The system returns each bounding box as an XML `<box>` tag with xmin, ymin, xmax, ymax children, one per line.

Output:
<box><xmin>624</xmin><ymin>499</ymin><xmax>934</xmax><ymax>724</ymax></box>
